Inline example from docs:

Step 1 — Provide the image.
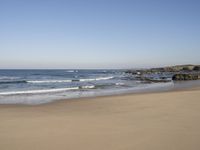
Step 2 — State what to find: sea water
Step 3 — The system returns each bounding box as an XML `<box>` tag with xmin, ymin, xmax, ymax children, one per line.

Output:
<box><xmin>0</xmin><ymin>69</ymin><xmax>198</xmax><ymax>105</ymax></box>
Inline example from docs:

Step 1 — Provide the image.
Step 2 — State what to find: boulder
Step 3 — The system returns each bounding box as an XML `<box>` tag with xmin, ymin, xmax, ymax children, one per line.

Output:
<box><xmin>172</xmin><ymin>74</ymin><xmax>198</xmax><ymax>81</ymax></box>
<box><xmin>193</xmin><ymin>66</ymin><xmax>200</xmax><ymax>71</ymax></box>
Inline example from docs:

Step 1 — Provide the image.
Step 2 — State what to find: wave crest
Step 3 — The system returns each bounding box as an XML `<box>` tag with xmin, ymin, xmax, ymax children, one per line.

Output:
<box><xmin>27</xmin><ymin>80</ymin><xmax>72</xmax><ymax>83</ymax></box>
<box><xmin>80</xmin><ymin>76</ymin><xmax>113</xmax><ymax>82</ymax></box>
<box><xmin>0</xmin><ymin>85</ymin><xmax>96</xmax><ymax>96</ymax></box>
<box><xmin>0</xmin><ymin>87</ymin><xmax>79</xmax><ymax>95</ymax></box>
<box><xmin>0</xmin><ymin>76</ymin><xmax>114</xmax><ymax>85</ymax></box>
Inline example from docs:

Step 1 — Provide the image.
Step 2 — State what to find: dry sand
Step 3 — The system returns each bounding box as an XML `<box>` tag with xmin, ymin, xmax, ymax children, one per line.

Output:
<box><xmin>0</xmin><ymin>89</ymin><xmax>200</xmax><ymax>150</ymax></box>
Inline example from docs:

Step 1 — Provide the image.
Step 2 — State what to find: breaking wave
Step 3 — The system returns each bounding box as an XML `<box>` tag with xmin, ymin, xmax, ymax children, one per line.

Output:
<box><xmin>0</xmin><ymin>85</ymin><xmax>95</xmax><ymax>96</ymax></box>
<box><xmin>0</xmin><ymin>76</ymin><xmax>114</xmax><ymax>85</ymax></box>
<box><xmin>27</xmin><ymin>80</ymin><xmax>72</xmax><ymax>83</ymax></box>
<box><xmin>79</xmin><ymin>76</ymin><xmax>114</xmax><ymax>82</ymax></box>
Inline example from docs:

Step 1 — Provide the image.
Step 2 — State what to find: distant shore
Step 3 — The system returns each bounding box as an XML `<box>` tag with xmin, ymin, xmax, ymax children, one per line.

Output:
<box><xmin>1</xmin><ymin>85</ymin><xmax>200</xmax><ymax>150</ymax></box>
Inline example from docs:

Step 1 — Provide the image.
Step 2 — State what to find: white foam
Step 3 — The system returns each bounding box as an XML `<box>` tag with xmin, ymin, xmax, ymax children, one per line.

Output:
<box><xmin>0</xmin><ymin>87</ymin><xmax>79</xmax><ymax>96</ymax></box>
<box><xmin>115</xmin><ymin>82</ymin><xmax>125</xmax><ymax>86</ymax></box>
<box><xmin>27</xmin><ymin>76</ymin><xmax>113</xmax><ymax>83</ymax></box>
<box><xmin>66</xmin><ymin>70</ymin><xmax>79</xmax><ymax>73</ymax></box>
<box><xmin>81</xmin><ymin>85</ymin><xmax>95</xmax><ymax>89</ymax></box>
<box><xmin>80</xmin><ymin>78</ymin><xmax>96</xmax><ymax>82</ymax></box>
<box><xmin>95</xmin><ymin>76</ymin><xmax>114</xmax><ymax>80</ymax></box>
<box><xmin>0</xmin><ymin>76</ymin><xmax>19</xmax><ymax>80</ymax></box>
<box><xmin>80</xmin><ymin>76</ymin><xmax>113</xmax><ymax>82</ymax></box>
<box><xmin>66</xmin><ymin>70</ymin><xmax>74</xmax><ymax>72</ymax></box>
<box><xmin>27</xmin><ymin>80</ymin><xmax>72</xmax><ymax>83</ymax></box>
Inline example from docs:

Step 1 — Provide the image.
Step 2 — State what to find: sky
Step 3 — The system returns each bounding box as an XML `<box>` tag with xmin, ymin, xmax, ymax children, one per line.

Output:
<box><xmin>0</xmin><ymin>0</ymin><xmax>200</xmax><ymax>69</ymax></box>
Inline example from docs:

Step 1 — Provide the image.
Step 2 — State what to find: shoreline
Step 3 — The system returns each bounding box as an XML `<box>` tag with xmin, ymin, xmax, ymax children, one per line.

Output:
<box><xmin>39</xmin><ymin>84</ymin><xmax>200</xmax><ymax>107</ymax></box>
<box><xmin>0</xmin><ymin>85</ymin><xmax>200</xmax><ymax>150</ymax></box>
<box><xmin>0</xmin><ymin>80</ymin><xmax>200</xmax><ymax>107</ymax></box>
<box><xmin>56</xmin><ymin>81</ymin><xmax>200</xmax><ymax>103</ymax></box>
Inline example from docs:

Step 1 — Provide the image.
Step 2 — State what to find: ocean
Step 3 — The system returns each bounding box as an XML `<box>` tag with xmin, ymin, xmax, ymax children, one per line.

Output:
<box><xmin>0</xmin><ymin>69</ymin><xmax>195</xmax><ymax>105</ymax></box>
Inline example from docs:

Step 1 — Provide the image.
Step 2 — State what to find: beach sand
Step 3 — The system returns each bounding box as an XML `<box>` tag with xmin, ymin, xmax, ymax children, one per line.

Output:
<box><xmin>0</xmin><ymin>88</ymin><xmax>200</xmax><ymax>150</ymax></box>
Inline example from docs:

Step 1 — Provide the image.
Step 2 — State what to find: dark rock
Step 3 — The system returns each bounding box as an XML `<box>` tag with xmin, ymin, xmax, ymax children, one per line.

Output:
<box><xmin>182</xmin><ymin>67</ymin><xmax>191</xmax><ymax>71</ymax></box>
<box><xmin>193</xmin><ymin>66</ymin><xmax>200</xmax><ymax>71</ymax></box>
<box><xmin>172</xmin><ymin>74</ymin><xmax>198</xmax><ymax>81</ymax></box>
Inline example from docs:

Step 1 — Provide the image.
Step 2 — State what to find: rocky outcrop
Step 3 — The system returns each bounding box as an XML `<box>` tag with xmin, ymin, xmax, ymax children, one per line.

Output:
<box><xmin>125</xmin><ymin>64</ymin><xmax>200</xmax><ymax>82</ymax></box>
<box><xmin>193</xmin><ymin>66</ymin><xmax>200</xmax><ymax>71</ymax></box>
<box><xmin>172</xmin><ymin>74</ymin><xmax>199</xmax><ymax>81</ymax></box>
<box><xmin>126</xmin><ymin>65</ymin><xmax>200</xmax><ymax>75</ymax></box>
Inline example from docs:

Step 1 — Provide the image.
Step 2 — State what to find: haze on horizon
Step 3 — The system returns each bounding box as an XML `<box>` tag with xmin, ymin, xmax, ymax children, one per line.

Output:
<box><xmin>0</xmin><ymin>0</ymin><xmax>200</xmax><ymax>69</ymax></box>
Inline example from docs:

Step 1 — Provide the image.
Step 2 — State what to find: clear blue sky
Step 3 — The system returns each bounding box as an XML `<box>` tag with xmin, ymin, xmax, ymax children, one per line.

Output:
<box><xmin>0</xmin><ymin>0</ymin><xmax>200</xmax><ymax>69</ymax></box>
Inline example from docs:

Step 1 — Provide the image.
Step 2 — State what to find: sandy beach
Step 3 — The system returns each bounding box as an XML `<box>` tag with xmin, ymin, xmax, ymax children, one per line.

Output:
<box><xmin>0</xmin><ymin>88</ymin><xmax>200</xmax><ymax>150</ymax></box>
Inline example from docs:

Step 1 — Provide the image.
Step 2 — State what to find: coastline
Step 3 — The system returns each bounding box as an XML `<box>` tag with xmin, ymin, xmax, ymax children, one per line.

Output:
<box><xmin>33</xmin><ymin>83</ymin><xmax>200</xmax><ymax>107</ymax></box>
<box><xmin>1</xmin><ymin>85</ymin><xmax>200</xmax><ymax>150</ymax></box>
<box><xmin>0</xmin><ymin>68</ymin><xmax>199</xmax><ymax>105</ymax></box>
<box><xmin>0</xmin><ymin>80</ymin><xmax>200</xmax><ymax>106</ymax></box>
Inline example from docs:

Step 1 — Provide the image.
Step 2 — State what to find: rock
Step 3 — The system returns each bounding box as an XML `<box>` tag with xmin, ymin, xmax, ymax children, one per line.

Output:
<box><xmin>193</xmin><ymin>66</ymin><xmax>200</xmax><ymax>71</ymax></box>
<box><xmin>182</xmin><ymin>66</ymin><xmax>191</xmax><ymax>71</ymax></box>
<box><xmin>172</xmin><ymin>74</ymin><xmax>198</xmax><ymax>81</ymax></box>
